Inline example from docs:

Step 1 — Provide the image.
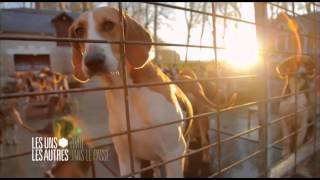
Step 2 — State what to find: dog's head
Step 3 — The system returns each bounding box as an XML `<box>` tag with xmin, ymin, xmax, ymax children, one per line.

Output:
<box><xmin>276</xmin><ymin>55</ymin><xmax>316</xmax><ymax>90</ymax></box>
<box><xmin>177</xmin><ymin>68</ymin><xmax>198</xmax><ymax>80</ymax></box>
<box><xmin>276</xmin><ymin>55</ymin><xmax>316</xmax><ymax>79</ymax></box>
<box><xmin>38</xmin><ymin>73</ymin><xmax>48</xmax><ymax>90</ymax></box>
<box><xmin>40</xmin><ymin>67</ymin><xmax>54</xmax><ymax>76</ymax></box>
<box><xmin>68</xmin><ymin>6</ymin><xmax>152</xmax><ymax>83</ymax></box>
<box><xmin>39</xmin><ymin>67</ymin><xmax>64</xmax><ymax>88</ymax></box>
<box><xmin>14</xmin><ymin>72</ymin><xmax>27</xmax><ymax>92</ymax></box>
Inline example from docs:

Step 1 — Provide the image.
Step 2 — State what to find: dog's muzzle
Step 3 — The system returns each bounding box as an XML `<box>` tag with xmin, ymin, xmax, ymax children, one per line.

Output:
<box><xmin>295</xmin><ymin>72</ymin><xmax>308</xmax><ymax>78</ymax></box>
<box><xmin>84</xmin><ymin>53</ymin><xmax>106</xmax><ymax>73</ymax></box>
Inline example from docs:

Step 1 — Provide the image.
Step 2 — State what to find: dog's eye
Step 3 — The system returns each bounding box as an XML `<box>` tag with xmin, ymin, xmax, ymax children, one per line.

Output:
<box><xmin>103</xmin><ymin>21</ymin><xmax>115</xmax><ymax>32</ymax></box>
<box><xmin>75</xmin><ymin>27</ymin><xmax>84</xmax><ymax>38</ymax></box>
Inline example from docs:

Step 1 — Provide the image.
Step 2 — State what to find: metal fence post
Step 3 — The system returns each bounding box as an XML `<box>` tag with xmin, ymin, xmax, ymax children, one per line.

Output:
<box><xmin>118</xmin><ymin>2</ymin><xmax>136</xmax><ymax>177</ymax></box>
<box><xmin>291</xmin><ymin>2</ymin><xmax>299</xmax><ymax>174</ymax></box>
<box><xmin>254</xmin><ymin>2</ymin><xmax>269</xmax><ymax>177</ymax></box>
<box><xmin>211</xmin><ymin>2</ymin><xmax>222</xmax><ymax>176</ymax></box>
<box><xmin>91</xmin><ymin>161</ymin><xmax>96</xmax><ymax>178</ymax></box>
<box><xmin>312</xmin><ymin>2</ymin><xmax>319</xmax><ymax>155</ymax></box>
<box><xmin>154</xmin><ymin>4</ymin><xmax>158</xmax><ymax>64</ymax></box>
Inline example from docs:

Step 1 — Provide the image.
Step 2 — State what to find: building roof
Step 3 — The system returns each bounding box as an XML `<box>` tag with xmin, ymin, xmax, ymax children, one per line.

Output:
<box><xmin>0</xmin><ymin>8</ymin><xmax>80</xmax><ymax>35</ymax></box>
<box><xmin>268</xmin><ymin>12</ymin><xmax>320</xmax><ymax>33</ymax></box>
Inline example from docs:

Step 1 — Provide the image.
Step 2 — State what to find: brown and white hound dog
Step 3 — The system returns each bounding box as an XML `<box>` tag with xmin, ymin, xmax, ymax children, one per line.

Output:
<box><xmin>69</xmin><ymin>7</ymin><xmax>193</xmax><ymax>177</ymax></box>
<box><xmin>277</xmin><ymin>55</ymin><xmax>316</xmax><ymax>157</ymax></box>
<box><xmin>0</xmin><ymin>79</ymin><xmax>25</xmax><ymax>145</ymax></box>
<box><xmin>1</xmin><ymin>72</ymin><xmax>42</xmax><ymax>145</ymax></box>
<box><xmin>40</xmin><ymin>67</ymin><xmax>70</xmax><ymax>94</ymax></box>
<box><xmin>1</xmin><ymin>74</ymin><xmax>32</xmax><ymax>145</ymax></box>
<box><xmin>0</xmin><ymin>99</ymin><xmax>23</xmax><ymax>145</ymax></box>
<box><xmin>175</xmin><ymin>68</ymin><xmax>237</xmax><ymax>177</ymax></box>
<box><xmin>14</xmin><ymin>71</ymin><xmax>38</xmax><ymax>103</ymax></box>
<box><xmin>38</xmin><ymin>67</ymin><xmax>72</xmax><ymax>117</ymax></box>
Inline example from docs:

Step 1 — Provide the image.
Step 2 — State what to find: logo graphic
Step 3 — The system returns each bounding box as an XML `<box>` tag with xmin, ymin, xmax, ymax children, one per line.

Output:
<box><xmin>31</xmin><ymin>137</ymin><xmax>69</xmax><ymax>162</ymax></box>
<box><xmin>58</xmin><ymin>138</ymin><xmax>68</xmax><ymax>148</ymax></box>
<box><xmin>32</xmin><ymin>136</ymin><xmax>110</xmax><ymax>162</ymax></box>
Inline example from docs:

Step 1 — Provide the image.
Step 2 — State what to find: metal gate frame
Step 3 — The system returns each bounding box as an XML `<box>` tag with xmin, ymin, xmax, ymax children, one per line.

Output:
<box><xmin>0</xmin><ymin>2</ymin><xmax>319</xmax><ymax>178</ymax></box>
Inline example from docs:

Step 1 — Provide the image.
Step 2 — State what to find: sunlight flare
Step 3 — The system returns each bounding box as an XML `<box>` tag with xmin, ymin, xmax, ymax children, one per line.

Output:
<box><xmin>224</xmin><ymin>25</ymin><xmax>260</xmax><ymax>70</ymax></box>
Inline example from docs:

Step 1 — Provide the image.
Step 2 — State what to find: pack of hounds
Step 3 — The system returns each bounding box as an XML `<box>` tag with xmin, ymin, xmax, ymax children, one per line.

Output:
<box><xmin>0</xmin><ymin>67</ymin><xmax>71</xmax><ymax>145</ymax></box>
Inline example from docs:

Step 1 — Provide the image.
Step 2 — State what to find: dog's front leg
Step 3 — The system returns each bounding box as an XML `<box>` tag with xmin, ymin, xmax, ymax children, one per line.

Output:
<box><xmin>0</xmin><ymin>128</ymin><xmax>3</xmax><ymax>145</ymax></box>
<box><xmin>163</xmin><ymin>147</ymin><xmax>185</xmax><ymax>178</ymax></box>
<box><xmin>281</xmin><ymin>119</ymin><xmax>292</xmax><ymax>157</ymax></box>
<box><xmin>151</xmin><ymin>160</ymin><xmax>165</xmax><ymax>178</ymax></box>
<box><xmin>164</xmin><ymin>157</ymin><xmax>184</xmax><ymax>178</ymax></box>
<box><xmin>11</xmin><ymin>124</ymin><xmax>18</xmax><ymax>145</ymax></box>
<box><xmin>4</xmin><ymin>123</ymin><xmax>11</xmax><ymax>145</ymax></box>
<box><xmin>6</xmin><ymin>125</ymin><xmax>16</xmax><ymax>145</ymax></box>
<box><xmin>117</xmin><ymin>153</ymin><xmax>141</xmax><ymax>178</ymax></box>
<box><xmin>296</xmin><ymin>112</ymin><xmax>308</xmax><ymax>147</ymax></box>
<box><xmin>114</xmin><ymin>138</ymin><xmax>142</xmax><ymax>178</ymax></box>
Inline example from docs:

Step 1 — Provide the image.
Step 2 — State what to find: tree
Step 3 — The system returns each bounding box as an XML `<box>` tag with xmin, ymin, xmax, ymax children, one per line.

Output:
<box><xmin>39</xmin><ymin>2</ymin><xmax>90</xmax><ymax>12</ymax></box>
<box><xmin>184</xmin><ymin>2</ymin><xmax>202</xmax><ymax>62</ymax></box>
<box><xmin>192</xmin><ymin>3</ymin><xmax>242</xmax><ymax>55</ymax></box>
<box><xmin>38</xmin><ymin>2</ymin><xmax>58</xmax><ymax>10</ymax></box>
<box><xmin>69</xmin><ymin>3</ymin><xmax>82</xmax><ymax>12</ymax></box>
<box><xmin>199</xmin><ymin>3</ymin><xmax>209</xmax><ymax>53</ymax></box>
<box><xmin>82</xmin><ymin>2</ymin><xmax>92</xmax><ymax>11</ymax></box>
<box><xmin>215</xmin><ymin>2</ymin><xmax>241</xmax><ymax>43</ymax></box>
<box><xmin>269</xmin><ymin>2</ymin><xmax>293</xmax><ymax>19</ymax></box>
<box><xmin>58</xmin><ymin>2</ymin><xmax>67</xmax><ymax>11</ymax></box>
<box><xmin>305</xmin><ymin>2</ymin><xmax>312</xmax><ymax>14</ymax></box>
<box><xmin>104</xmin><ymin>3</ymin><xmax>173</xmax><ymax>31</ymax></box>
<box><xmin>295</xmin><ymin>2</ymin><xmax>312</xmax><ymax>14</ymax></box>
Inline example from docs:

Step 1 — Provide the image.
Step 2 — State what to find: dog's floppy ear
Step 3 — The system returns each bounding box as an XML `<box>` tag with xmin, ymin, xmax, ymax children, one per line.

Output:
<box><xmin>68</xmin><ymin>25</ymin><xmax>89</xmax><ymax>83</ymax></box>
<box><xmin>302</xmin><ymin>57</ymin><xmax>316</xmax><ymax>79</ymax></box>
<box><xmin>123</xmin><ymin>13</ymin><xmax>152</xmax><ymax>69</ymax></box>
<box><xmin>276</xmin><ymin>56</ymin><xmax>298</xmax><ymax>79</ymax></box>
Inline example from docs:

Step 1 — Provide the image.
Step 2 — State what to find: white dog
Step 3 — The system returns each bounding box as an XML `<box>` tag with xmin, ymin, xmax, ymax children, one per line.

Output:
<box><xmin>277</xmin><ymin>55</ymin><xmax>316</xmax><ymax>157</ymax></box>
<box><xmin>69</xmin><ymin>7</ymin><xmax>193</xmax><ymax>177</ymax></box>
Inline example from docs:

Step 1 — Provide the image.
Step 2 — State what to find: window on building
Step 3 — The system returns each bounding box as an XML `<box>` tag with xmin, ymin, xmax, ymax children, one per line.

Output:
<box><xmin>14</xmin><ymin>54</ymin><xmax>50</xmax><ymax>72</ymax></box>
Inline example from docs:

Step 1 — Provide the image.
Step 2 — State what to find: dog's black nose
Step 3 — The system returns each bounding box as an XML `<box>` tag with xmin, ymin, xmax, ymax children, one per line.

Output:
<box><xmin>84</xmin><ymin>53</ymin><xmax>105</xmax><ymax>70</ymax></box>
